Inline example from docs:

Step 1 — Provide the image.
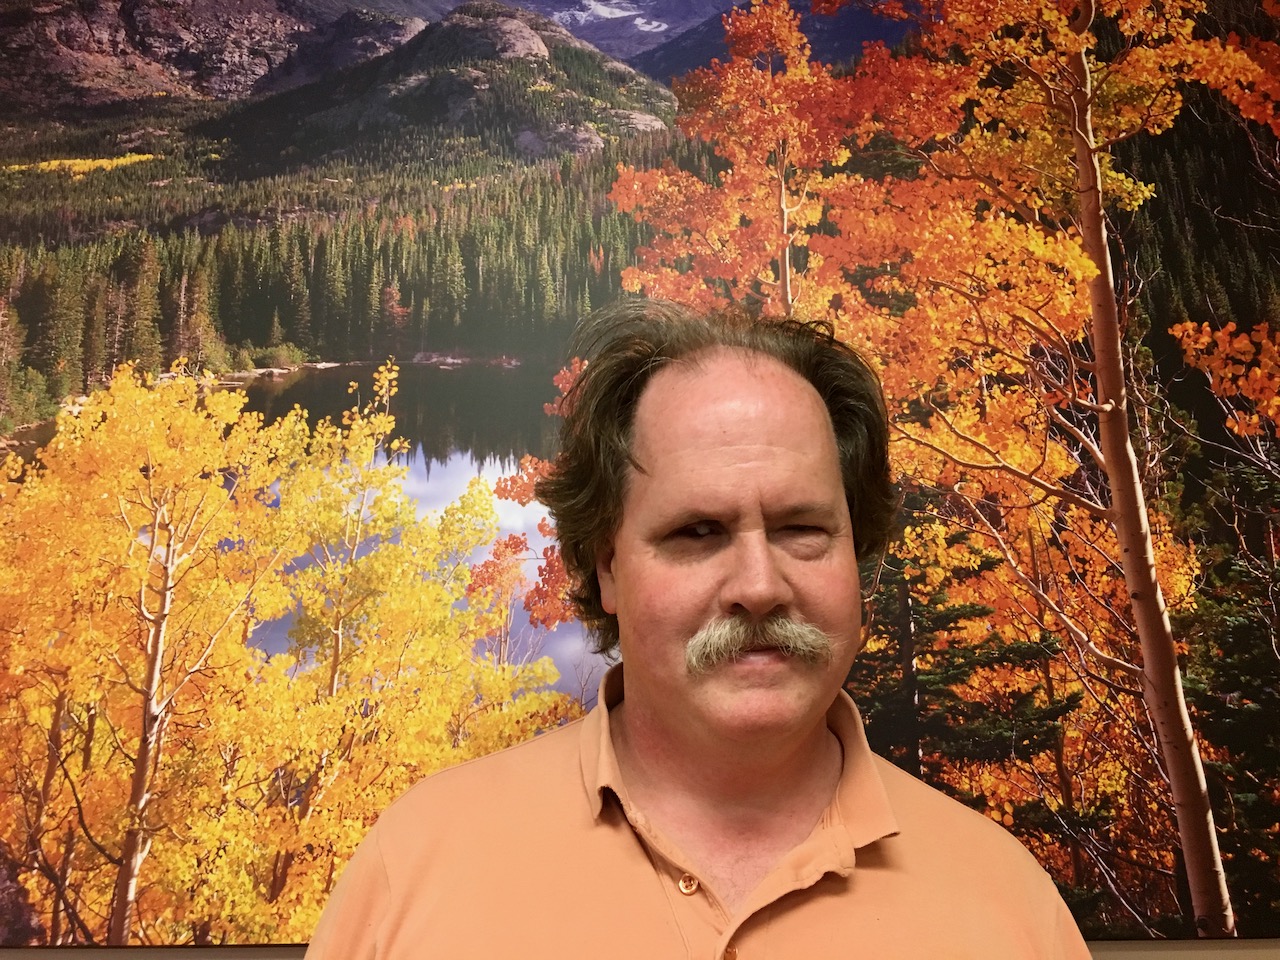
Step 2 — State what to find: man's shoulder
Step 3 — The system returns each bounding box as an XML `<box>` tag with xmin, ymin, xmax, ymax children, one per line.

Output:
<box><xmin>858</xmin><ymin>755</ymin><xmax>1088</xmax><ymax>956</ymax></box>
<box><xmin>352</xmin><ymin>715</ymin><xmax>611</xmax><ymax>898</ymax></box>
<box><xmin>870</xmin><ymin>754</ymin><xmax>1048</xmax><ymax>870</ymax></box>
<box><xmin>378</xmin><ymin>716</ymin><xmax>589</xmax><ymax>827</ymax></box>
<box><xmin>306</xmin><ymin>715</ymin><xmax>622</xmax><ymax>958</ymax></box>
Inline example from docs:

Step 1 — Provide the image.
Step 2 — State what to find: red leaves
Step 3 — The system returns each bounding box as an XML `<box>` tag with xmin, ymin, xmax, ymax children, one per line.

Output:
<box><xmin>493</xmin><ymin>454</ymin><xmax>552</xmax><ymax>507</ymax></box>
<box><xmin>487</xmin><ymin>474</ymin><xmax>576</xmax><ymax>631</ymax></box>
<box><xmin>523</xmin><ymin>535</ymin><xmax>575</xmax><ymax>632</ymax></box>
<box><xmin>544</xmin><ymin>358</ymin><xmax>585</xmax><ymax>417</ymax></box>
<box><xmin>467</xmin><ymin>533</ymin><xmax>530</xmax><ymax>601</ymax></box>
<box><xmin>493</xmin><ymin>361</ymin><xmax>583</xmax><ymax>506</ymax></box>
<box><xmin>491</xmin><ymin>363</ymin><xmax>584</xmax><ymax>630</ymax></box>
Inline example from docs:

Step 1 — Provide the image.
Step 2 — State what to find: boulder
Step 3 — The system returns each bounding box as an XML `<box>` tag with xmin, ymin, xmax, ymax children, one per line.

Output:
<box><xmin>515</xmin><ymin>122</ymin><xmax>604</xmax><ymax>158</ymax></box>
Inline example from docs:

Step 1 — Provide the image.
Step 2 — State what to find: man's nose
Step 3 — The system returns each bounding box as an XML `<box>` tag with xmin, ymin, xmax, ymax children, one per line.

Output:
<box><xmin>722</xmin><ymin>532</ymin><xmax>793</xmax><ymax>619</ymax></box>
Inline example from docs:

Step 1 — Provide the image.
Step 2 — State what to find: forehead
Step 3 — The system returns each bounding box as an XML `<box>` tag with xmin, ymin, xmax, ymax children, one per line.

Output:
<box><xmin>638</xmin><ymin>343</ymin><xmax>819</xmax><ymax>409</ymax></box>
<box><xmin>627</xmin><ymin>347</ymin><xmax>839</xmax><ymax>477</ymax></box>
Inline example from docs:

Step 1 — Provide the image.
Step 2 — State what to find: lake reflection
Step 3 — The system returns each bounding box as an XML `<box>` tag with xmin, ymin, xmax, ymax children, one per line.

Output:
<box><xmin>243</xmin><ymin>359</ymin><xmax>562</xmax><ymax>470</ymax></box>
<box><xmin>243</xmin><ymin>360</ymin><xmax>605</xmax><ymax>706</ymax></box>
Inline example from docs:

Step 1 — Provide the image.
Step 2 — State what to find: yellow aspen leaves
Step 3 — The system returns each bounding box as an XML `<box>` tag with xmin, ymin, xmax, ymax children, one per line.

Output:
<box><xmin>0</xmin><ymin>364</ymin><xmax>576</xmax><ymax>944</ymax></box>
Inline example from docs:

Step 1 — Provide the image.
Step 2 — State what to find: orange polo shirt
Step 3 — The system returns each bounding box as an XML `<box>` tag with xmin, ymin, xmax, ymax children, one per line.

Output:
<box><xmin>307</xmin><ymin>667</ymin><xmax>1091</xmax><ymax>959</ymax></box>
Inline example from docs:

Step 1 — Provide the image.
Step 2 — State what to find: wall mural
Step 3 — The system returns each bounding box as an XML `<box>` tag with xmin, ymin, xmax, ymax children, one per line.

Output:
<box><xmin>0</xmin><ymin>0</ymin><xmax>1276</xmax><ymax>946</ymax></box>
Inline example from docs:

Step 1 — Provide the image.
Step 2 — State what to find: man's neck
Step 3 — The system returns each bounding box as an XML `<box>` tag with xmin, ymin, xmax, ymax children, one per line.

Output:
<box><xmin>610</xmin><ymin>698</ymin><xmax>841</xmax><ymax>806</ymax></box>
<box><xmin>608</xmin><ymin>699</ymin><xmax>844</xmax><ymax>912</ymax></box>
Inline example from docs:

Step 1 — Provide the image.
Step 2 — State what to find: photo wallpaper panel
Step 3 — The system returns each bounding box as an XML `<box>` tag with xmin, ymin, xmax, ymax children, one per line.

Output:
<box><xmin>0</xmin><ymin>0</ymin><xmax>1276</xmax><ymax>946</ymax></box>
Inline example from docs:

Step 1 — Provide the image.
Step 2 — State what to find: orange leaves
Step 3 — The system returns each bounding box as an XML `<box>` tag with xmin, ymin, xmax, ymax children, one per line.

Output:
<box><xmin>718</xmin><ymin>0</ymin><xmax>810</xmax><ymax>64</ymax></box>
<box><xmin>1175</xmin><ymin>320</ymin><xmax>1280</xmax><ymax>436</ymax></box>
<box><xmin>1191</xmin><ymin>32</ymin><xmax>1280</xmax><ymax>137</ymax></box>
<box><xmin>846</xmin><ymin>42</ymin><xmax>975</xmax><ymax>149</ymax></box>
<box><xmin>493</xmin><ymin>453</ymin><xmax>554</xmax><ymax>507</ymax></box>
<box><xmin>523</xmin><ymin>528</ymin><xmax>575</xmax><ymax>633</ymax></box>
<box><xmin>611</xmin><ymin>0</ymin><xmax>865</xmax><ymax>318</ymax></box>
<box><xmin>676</xmin><ymin>0</ymin><xmax>849</xmax><ymax>169</ymax></box>
<box><xmin>468</xmin><ymin>533</ymin><xmax>530</xmax><ymax>602</ymax></box>
<box><xmin>545</xmin><ymin>358</ymin><xmax>585</xmax><ymax>417</ymax></box>
<box><xmin>613</xmin><ymin>162</ymin><xmax>757</xmax><ymax>312</ymax></box>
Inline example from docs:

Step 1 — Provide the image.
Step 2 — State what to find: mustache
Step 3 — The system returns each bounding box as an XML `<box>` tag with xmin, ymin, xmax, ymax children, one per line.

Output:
<box><xmin>684</xmin><ymin>614</ymin><xmax>834</xmax><ymax>675</ymax></box>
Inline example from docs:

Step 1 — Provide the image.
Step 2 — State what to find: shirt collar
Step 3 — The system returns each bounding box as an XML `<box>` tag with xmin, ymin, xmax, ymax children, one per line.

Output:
<box><xmin>580</xmin><ymin>663</ymin><xmax>628</xmax><ymax>819</ymax></box>
<box><xmin>579</xmin><ymin>663</ymin><xmax>899</xmax><ymax>849</ymax></box>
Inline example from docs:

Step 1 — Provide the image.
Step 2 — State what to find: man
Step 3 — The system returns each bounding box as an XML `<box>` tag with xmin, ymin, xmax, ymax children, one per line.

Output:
<box><xmin>306</xmin><ymin>302</ymin><xmax>1091</xmax><ymax>959</ymax></box>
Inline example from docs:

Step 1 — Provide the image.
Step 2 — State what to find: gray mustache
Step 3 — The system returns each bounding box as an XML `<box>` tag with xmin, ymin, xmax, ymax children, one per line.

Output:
<box><xmin>685</xmin><ymin>614</ymin><xmax>834</xmax><ymax>675</ymax></box>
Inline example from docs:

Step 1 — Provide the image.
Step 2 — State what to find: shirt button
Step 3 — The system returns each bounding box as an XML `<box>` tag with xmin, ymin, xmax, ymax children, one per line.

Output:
<box><xmin>724</xmin><ymin>945</ymin><xmax>738</xmax><ymax>960</ymax></box>
<box><xmin>677</xmin><ymin>873</ymin><xmax>699</xmax><ymax>895</ymax></box>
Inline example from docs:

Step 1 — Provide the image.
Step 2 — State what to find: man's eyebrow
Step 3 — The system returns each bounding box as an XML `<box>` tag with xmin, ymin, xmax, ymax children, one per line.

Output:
<box><xmin>770</xmin><ymin>502</ymin><xmax>843</xmax><ymax>523</ymax></box>
<box><xmin>657</xmin><ymin>503</ymin><xmax>842</xmax><ymax>527</ymax></box>
<box><xmin>658</xmin><ymin>506</ymin><xmax>729</xmax><ymax>529</ymax></box>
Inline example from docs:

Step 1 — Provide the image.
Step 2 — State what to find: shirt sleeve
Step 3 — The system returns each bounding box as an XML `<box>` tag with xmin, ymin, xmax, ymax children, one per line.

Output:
<box><xmin>304</xmin><ymin>826</ymin><xmax>392</xmax><ymax>960</ymax></box>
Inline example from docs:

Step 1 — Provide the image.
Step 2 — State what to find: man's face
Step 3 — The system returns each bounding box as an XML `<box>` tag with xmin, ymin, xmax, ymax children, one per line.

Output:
<box><xmin>595</xmin><ymin>348</ymin><xmax>863</xmax><ymax>749</ymax></box>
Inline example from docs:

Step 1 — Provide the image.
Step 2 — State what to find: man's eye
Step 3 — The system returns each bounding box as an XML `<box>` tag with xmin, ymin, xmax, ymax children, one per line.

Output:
<box><xmin>780</xmin><ymin>525</ymin><xmax>831</xmax><ymax>549</ymax></box>
<box><xmin>680</xmin><ymin>521</ymin><xmax>716</xmax><ymax>538</ymax></box>
<box><xmin>785</xmin><ymin>525</ymin><xmax>824</xmax><ymax>536</ymax></box>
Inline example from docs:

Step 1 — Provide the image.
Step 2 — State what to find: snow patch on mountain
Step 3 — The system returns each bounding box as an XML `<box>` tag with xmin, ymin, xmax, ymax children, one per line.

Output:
<box><xmin>552</xmin><ymin>0</ymin><xmax>641</xmax><ymax>25</ymax></box>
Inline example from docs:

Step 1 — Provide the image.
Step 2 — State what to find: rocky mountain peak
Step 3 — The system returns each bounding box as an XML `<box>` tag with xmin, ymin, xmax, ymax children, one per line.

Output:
<box><xmin>398</xmin><ymin>0</ymin><xmax>592</xmax><ymax>68</ymax></box>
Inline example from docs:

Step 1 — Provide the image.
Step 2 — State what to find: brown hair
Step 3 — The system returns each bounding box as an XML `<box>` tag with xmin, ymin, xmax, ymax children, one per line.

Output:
<box><xmin>535</xmin><ymin>300</ymin><xmax>895</xmax><ymax>655</ymax></box>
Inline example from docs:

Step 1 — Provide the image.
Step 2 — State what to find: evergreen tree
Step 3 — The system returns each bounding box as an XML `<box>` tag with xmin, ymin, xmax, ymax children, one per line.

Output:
<box><xmin>283</xmin><ymin>245</ymin><xmax>313</xmax><ymax>350</ymax></box>
<box><xmin>434</xmin><ymin>235</ymin><xmax>467</xmax><ymax>331</ymax></box>
<box><xmin>315</xmin><ymin>234</ymin><xmax>349</xmax><ymax>358</ymax></box>
<box><xmin>266</xmin><ymin>309</ymin><xmax>284</xmax><ymax>349</ymax></box>
<box><xmin>848</xmin><ymin>536</ymin><xmax>1080</xmax><ymax>783</ymax></box>
<box><xmin>120</xmin><ymin>237</ymin><xmax>163</xmax><ymax>374</ymax></box>
<box><xmin>1179</xmin><ymin>464</ymin><xmax>1280</xmax><ymax>938</ymax></box>
<box><xmin>28</xmin><ymin>257</ymin><xmax>85</xmax><ymax>400</ymax></box>
<box><xmin>82</xmin><ymin>277</ymin><xmax>109</xmax><ymax>389</ymax></box>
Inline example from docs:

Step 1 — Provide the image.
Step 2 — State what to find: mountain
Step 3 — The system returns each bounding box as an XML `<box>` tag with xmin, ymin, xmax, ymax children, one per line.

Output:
<box><xmin>213</xmin><ymin>0</ymin><xmax>675</xmax><ymax>165</ymax></box>
<box><xmin>0</xmin><ymin>0</ymin><xmax>710</xmax><ymax>115</ymax></box>
<box><xmin>0</xmin><ymin>0</ymin><xmax>427</xmax><ymax>112</ymax></box>
<box><xmin>630</xmin><ymin>0</ymin><xmax>908</xmax><ymax>83</ymax></box>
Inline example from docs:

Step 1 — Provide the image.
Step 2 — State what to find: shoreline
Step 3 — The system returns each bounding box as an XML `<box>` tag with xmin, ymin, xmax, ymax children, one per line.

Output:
<box><xmin>216</xmin><ymin>353</ymin><xmax>524</xmax><ymax>387</ymax></box>
<box><xmin>1</xmin><ymin>353</ymin><xmax>534</xmax><ymax>455</ymax></box>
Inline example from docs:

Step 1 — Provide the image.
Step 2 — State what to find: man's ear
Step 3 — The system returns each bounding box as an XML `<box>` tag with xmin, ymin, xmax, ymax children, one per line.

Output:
<box><xmin>596</xmin><ymin>544</ymin><xmax>617</xmax><ymax>615</ymax></box>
